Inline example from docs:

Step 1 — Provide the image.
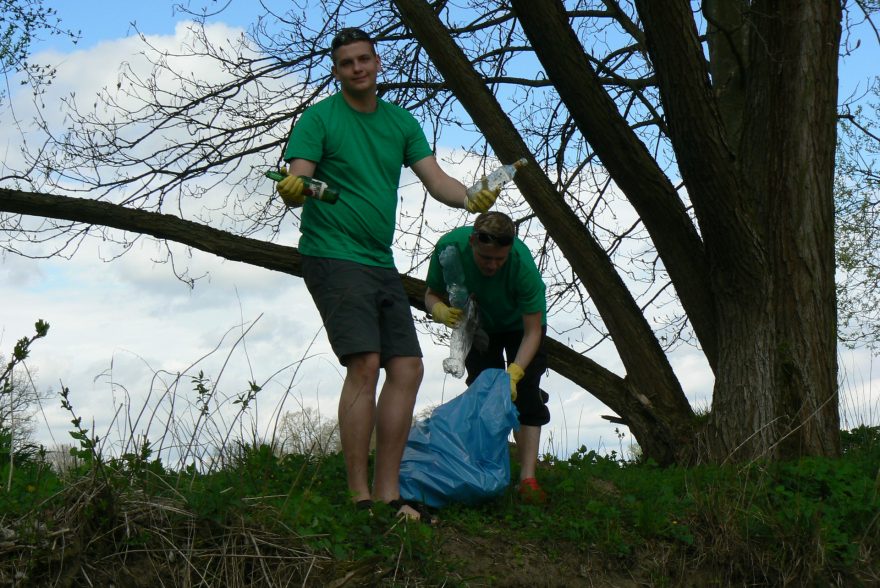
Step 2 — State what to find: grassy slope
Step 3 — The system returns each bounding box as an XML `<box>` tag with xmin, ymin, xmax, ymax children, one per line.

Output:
<box><xmin>1</xmin><ymin>429</ymin><xmax>878</xmax><ymax>587</ymax></box>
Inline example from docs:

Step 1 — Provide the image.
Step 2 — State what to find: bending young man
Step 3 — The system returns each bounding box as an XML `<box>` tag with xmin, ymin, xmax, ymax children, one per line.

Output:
<box><xmin>425</xmin><ymin>211</ymin><xmax>550</xmax><ymax>503</ymax></box>
<box><xmin>275</xmin><ymin>28</ymin><xmax>499</xmax><ymax>520</ymax></box>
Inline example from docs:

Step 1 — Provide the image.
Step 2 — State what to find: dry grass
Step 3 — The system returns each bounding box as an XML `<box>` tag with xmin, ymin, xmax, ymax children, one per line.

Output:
<box><xmin>1</xmin><ymin>480</ymin><xmax>339</xmax><ymax>587</ymax></box>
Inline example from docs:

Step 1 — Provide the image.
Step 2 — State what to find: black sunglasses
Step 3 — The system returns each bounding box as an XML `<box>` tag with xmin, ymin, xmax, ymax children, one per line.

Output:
<box><xmin>474</xmin><ymin>231</ymin><xmax>513</xmax><ymax>246</ymax></box>
<box><xmin>331</xmin><ymin>28</ymin><xmax>372</xmax><ymax>53</ymax></box>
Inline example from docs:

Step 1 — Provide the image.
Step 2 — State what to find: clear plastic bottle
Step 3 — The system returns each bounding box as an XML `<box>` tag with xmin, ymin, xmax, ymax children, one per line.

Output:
<box><xmin>442</xmin><ymin>298</ymin><xmax>477</xmax><ymax>378</ymax></box>
<box><xmin>465</xmin><ymin>158</ymin><xmax>528</xmax><ymax>203</ymax></box>
<box><xmin>438</xmin><ymin>245</ymin><xmax>476</xmax><ymax>378</ymax></box>
<box><xmin>439</xmin><ymin>245</ymin><xmax>469</xmax><ymax>308</ymax></box>
<box><xmin>265</xmin><ymin>170</ymin><xmax>340</xmax><ymax>204</ymax></box>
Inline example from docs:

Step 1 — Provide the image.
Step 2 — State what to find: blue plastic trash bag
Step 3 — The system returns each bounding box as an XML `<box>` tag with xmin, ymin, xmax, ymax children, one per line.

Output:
<box><xmin>399</xmin><ymin>369</ymin><xmax>520</xmax><ymax>508</ymax></box>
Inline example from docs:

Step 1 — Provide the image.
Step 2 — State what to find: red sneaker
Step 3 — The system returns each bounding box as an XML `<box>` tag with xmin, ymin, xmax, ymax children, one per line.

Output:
<box><xmin>518</xmin><ymin>477</ymin><xmax>547</xmax><ymax>504</ymax></box>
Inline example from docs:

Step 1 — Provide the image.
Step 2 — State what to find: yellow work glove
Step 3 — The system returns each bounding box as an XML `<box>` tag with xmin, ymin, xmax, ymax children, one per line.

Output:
<box><xmin>276</xmin><ymin>171</ymin><xmax>306</xmax><ymax>207</ymax></box>
<box><xmin>465</xmin><ymin>185</ymin><xmax>501</xmax><ymax>214</ymax></box>
<box><xmin>431</xmin><ymin>301</ymin><xmax>463</xmax><ymax>328</ymax></box>
<box><xmin>507</xmin><ymin>363</ymin><xmax>524</xmax><ymax>402</ymax></box>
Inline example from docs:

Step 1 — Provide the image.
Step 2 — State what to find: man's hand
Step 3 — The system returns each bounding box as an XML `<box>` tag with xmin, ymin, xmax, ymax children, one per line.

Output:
<box><xmin>431</xmin><ymin>301</ymin><xmax>463</xmax><ymax>328</ymax></box>
<box><xmin>465</xmin><ymin>186</ymin><xmax>501</xmax><ymax>213</ymax></box>
<box><xmin>277</xmin><ymin>171</ymin><xmax>306</xmax><ymax>207</ymax></box>
<box><xmin>507</xmin><ymin>363</ymin><xmax>524</xmax><ymax>402</ymax></box>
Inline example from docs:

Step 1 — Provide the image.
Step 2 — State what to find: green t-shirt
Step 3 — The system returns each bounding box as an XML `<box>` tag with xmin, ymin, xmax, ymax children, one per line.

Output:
<box><xmin>426</xmin><ymin>226</ymin><xmax>547</xmax><ymax>333</ymax></box>
<box><xmin>283</xmin><ymin>93</ymin><xmax>434</xmax><ymax>267</ymax></box>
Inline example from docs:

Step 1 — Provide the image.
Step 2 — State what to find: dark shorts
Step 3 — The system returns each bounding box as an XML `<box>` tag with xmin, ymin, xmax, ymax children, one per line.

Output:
<box><xmin>301</xmin><ymin>256</ymin><xmax>422</xmax><ymax>366</ymax></box>
<box><xmin>464</xmin><ymin>327</ymin><xmax>550</xmax><ymax>427</ymax></box>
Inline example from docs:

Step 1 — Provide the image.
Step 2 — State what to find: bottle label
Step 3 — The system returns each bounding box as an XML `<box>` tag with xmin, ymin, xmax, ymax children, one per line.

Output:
<box><xmin>306</xmin><ymin>181</ymin><xmax>326</xmax><ymax>199</ymax></box>
<box><xmin>266</xmin><ymin>170</ymin><xmax>339</xmax><ymax>204</ymax></box>
<box><xmin>301</xmin><ymin>177</ymin><xmax>339</xmax><ymax>203</ymax></box>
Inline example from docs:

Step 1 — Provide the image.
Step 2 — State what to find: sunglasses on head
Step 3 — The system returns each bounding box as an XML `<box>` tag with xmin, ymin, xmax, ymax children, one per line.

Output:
<box><xmin>474</xmin><ymin>231</ymin><xmax>513</xmax><ymax>246</ymax></box>
<box><xmin>331</xmin><ymin>28</ymin><xmax>372</xmax><ymax>53</ymax></box>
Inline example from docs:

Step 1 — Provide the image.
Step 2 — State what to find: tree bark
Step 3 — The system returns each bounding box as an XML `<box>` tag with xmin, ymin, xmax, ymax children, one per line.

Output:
<box><xmin>738</xmin><ymin>0</ymin><xmax>841</xmax><ymax>459</ymax></box>
<box><xmin>637</xmin><ymin>0</ymin><xmax>841</xmax><ymax>459</ymax></box>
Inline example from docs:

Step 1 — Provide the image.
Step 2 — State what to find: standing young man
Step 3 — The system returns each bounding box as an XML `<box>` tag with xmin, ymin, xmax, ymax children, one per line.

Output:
<box><xmin>275</xmin><ymin>28</ymin><xmax>499</xmax><ymax>520</ymax></box>
<box><xmin>425</xmin><ymin>211</ymin><xmax>550</xmax><ymax>503</ymax></box>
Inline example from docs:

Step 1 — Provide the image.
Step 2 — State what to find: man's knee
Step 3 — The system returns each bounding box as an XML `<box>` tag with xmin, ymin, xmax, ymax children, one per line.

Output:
<box><xmin>386</xmin><ymin>354</ymin><xmax>423</xmax><ymax>374</ymax></box>
<box><xmin>345</xmin><ymin>353</ymin><xmax>381</xmax><ymax>383</ymax></box>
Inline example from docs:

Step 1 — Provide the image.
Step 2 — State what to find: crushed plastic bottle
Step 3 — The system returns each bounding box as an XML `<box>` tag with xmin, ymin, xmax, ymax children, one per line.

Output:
<box><xmin>439</xmin><ymin>245</ymin><xmax>469</xmax><ymax>308</ymax></box>
<box><xmin>442</xmin><ymin>297</ymin><xmax>477</xmax><ymax>378</ymax></box>
<box><xmin>438</xmin><ymin>245</ymin><xmax>476</xmax><ymax>378</ymax></box>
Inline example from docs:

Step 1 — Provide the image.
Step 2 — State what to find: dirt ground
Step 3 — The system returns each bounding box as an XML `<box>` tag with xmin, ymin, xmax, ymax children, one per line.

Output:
<box><xmin>435</xmin><ymin>526</ymin><xmax>640</xmax><ymax>587</ymax></box>
<box><xmin>434</xmin><ymin>521</ymin><xmax>732</xmax><ymax>588</ymax></box>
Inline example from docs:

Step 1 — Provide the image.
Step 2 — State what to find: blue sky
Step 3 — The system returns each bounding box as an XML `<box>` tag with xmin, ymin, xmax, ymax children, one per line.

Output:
<box><xmin>35</xmin><ymin>2</ymin><xmax>246</xmax><ymax>49</ymax></box>
<box><xmin>3</xmin><ymin>2</ymin><xmax>879</xmax><ymax>463</ymax></box>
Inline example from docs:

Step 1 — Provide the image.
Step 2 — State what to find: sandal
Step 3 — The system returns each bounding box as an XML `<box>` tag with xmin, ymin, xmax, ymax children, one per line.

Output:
<box><xmin>405</xmin><ymin>500</ymin><xmax>439</xmax><ymax>525</ymax></box>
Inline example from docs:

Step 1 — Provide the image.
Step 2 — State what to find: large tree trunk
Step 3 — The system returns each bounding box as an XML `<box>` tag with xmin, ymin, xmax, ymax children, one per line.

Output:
<box><xmin>728</xmin><ymin>0</ymin><xmax>841</xmax><ymax>460</ymax></box>
<box><xmin>638</xmin><ymin>0</ymin><xmax>841</xmax><ymax>460</ymax></box>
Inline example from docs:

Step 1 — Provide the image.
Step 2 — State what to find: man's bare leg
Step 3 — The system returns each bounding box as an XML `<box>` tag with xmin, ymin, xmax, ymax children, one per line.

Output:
<box><xmin>373</xmin><ymin>355</ymin><xmax>423</xmax><ymax>516</ymax></box>
<box><xmin>338</xmin><ymin>352</ymin><xmax>380</xmax><ymax>503</ymax></box>
<box><xmin>513</xmin><ymin>425</ymin><xmax>542</xmax><ymax>481</ymax></box>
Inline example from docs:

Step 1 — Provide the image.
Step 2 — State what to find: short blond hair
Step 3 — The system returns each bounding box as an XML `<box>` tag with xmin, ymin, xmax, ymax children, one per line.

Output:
<box><xmin>473</xmin><ymin>211</ymin><xmax>515</xmax><ymax>239</ymax></box>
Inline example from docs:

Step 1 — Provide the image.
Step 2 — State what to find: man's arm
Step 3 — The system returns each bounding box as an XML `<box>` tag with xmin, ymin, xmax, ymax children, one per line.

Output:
<box><xmin>512</xmin><ymin>312</ymin><xmax>543</xmax><ymax>370</ymax></box>
<box><xmin>410</xmin><ymin>155</ymin><xmax>469</xmax><ymax>209</ymax></box>
<box><xmin>285</xmin><ymin>158</ymin><xmax>317</xmax><ymax>177</ymax></box>
<box><xmin>424</xmin><ymin>286</ymin><xmax>447</xmax><ymax>311</ymax></box>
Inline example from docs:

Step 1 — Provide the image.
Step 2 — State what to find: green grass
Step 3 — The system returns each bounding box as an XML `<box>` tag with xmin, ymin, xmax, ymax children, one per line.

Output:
<box><xmin>2</xmin><ymin>324</ymin><xmax>878</xmax><ymax>585</ymax></box>
<box><xmin>1</xmin><ymin>428</ymin><xmax>878</xmax><ymax>586</ymax></box>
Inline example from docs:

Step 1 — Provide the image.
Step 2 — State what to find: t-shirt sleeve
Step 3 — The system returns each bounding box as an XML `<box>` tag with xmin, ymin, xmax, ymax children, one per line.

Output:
<box><xmin>283</xmin><ymin>107</ymin><xmax>324</xmax><ymax>163</ymax></box>
<box><xmin>402</xmin><ymin>113</ymin><xmax>434</xmax><ymax>168</ymax></box>
<box><xmin>518</xmin><ymin>279</ymin><xmax>546</xmax><ymax>315</ymax></box>
<box><xmin>515</xmin><ymin>248</ymin><xmax>546</xmax><ymax>316</ymax></box>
